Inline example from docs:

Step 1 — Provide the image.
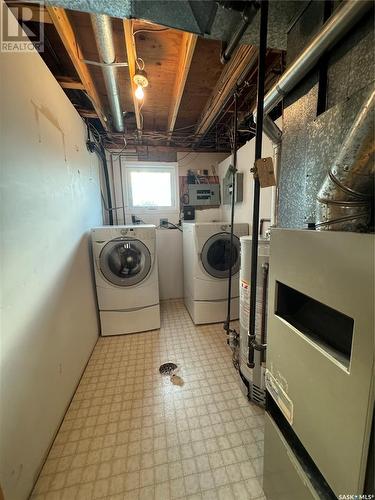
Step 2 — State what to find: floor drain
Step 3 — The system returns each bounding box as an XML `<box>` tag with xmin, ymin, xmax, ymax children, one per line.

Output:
<box><xmin>159</xmin><ymin>363</ymin><xmax>177</xmax><ymax>375</ymax></box>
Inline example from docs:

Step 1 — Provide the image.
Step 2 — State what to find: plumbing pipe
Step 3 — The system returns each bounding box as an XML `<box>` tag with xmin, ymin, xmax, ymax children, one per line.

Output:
<box><xmin>224</xmin><ymin>90</ymin><xmax>239</xmax><ymax>334</ymax></box>
<box><xmin>248</xmin><ymin>0</ymin><xmax>268</xmax><ymax>369</ymax></box>
<box><xmin>316</xmin><ymin>88</ymin><xmax>375</xmax><ymax>232</ymax></box>
<box><xmin>86</xmin><ymin>122</ymin><xmax>114</xmax><ymax>224</ymax></box>
<box><xmin>90</xmin><ymin>14</ymin><xmax>124</xmax><ymax>132</ymax></box>
<box><xmin>260</xmin><ymin>262</ymin><xmax>269</xmax><ymax>364</ymax></box>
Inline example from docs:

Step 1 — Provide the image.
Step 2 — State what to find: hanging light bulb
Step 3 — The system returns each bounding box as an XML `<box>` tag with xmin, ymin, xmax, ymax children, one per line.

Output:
<box><xmin>135</xmin><ymin>84</ymin><xmax>144</xmax><ymax>100</ymax></box>
<box><xmin>133</xmin><ymin>68</ymin><xmax>148</xmax><ymax>101</ymax></box>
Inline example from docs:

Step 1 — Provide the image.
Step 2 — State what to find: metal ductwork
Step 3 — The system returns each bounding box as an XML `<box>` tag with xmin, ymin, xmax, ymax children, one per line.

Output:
<box><xmin>251</xmin><ymin>0</ymin><xmax>373</xmax><ymax>230</ymax></box>
<box><xmin>316</xmin><ymin>89</ymin><xmax>375</xmax><ymax>232</ymax></box>
<box><xmin>220</xmin><ymin>2</ymin><xmax>259</xmax><ymax>64</ymax></box>
<box><xmin>254</xmin><ymin>0</ymin><xmax>373</xmax><ymax>120</ymax></box>
<box><xmin>262</xmin><ymin>115</ymin><xmax>282</xmax><ymax>144</ymax></box>
<box><xmin>42</xmin><ymin>1</ymin><xmax>304</xmax><ymax>50</ymax></box>
<box><xmin>90</xmin><ymin>14</ymin><xmax>124</xmax><ymax>132</ymax></box>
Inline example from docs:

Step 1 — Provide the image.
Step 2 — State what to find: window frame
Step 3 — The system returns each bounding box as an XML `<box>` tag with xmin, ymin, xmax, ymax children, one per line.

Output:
<box><xmin>124</xmin><ymin>162</ymin><xmax>179</xmax><ymax>214</ymax></box>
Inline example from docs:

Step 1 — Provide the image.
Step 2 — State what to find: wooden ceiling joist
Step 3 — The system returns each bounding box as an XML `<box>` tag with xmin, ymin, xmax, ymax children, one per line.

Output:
<box><xmin>57</xmin><ymin>76</ymin><xmax>85</xmax><ymax>90</ymax></box>
<box><xmin>75</xmin><ymin>108</ymin><xmax>98</xmax><ymax>118</ymax></box>
<box><xmin>123</xmin><ymin>19</ymin><xmax>142</xmax><ymax>137</ymax></box>
<box><xmin>47</xmin><ymin>7</ymin><xmax>108</xmax><ymax>130</ymax></box>
<box><xmin>167</xmin><ymin>32</ymin><xmax>197</xmax><ymax>138</ymax></box>
<box><xmin>195</xmin><ymin>45</ymin><xmax>258</xmax><ymax>139</ymax></box>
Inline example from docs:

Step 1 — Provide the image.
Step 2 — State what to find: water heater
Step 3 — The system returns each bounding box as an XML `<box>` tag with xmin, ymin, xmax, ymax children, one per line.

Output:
<box><xmin>239</xmin><ymin>236</ymin><xmax>270</xmax><ymax>405</ymax></box>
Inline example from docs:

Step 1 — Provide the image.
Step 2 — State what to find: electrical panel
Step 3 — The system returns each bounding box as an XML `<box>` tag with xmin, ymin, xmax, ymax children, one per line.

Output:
<box><xmin>223</xmin><ymin>169</ymin><xmax>244</xmax><ymax>205</ymax></box>
<box><xmin>187</xmin><ymin>184</ymin><xmax>220</xmax><ymax>206</ymax></box>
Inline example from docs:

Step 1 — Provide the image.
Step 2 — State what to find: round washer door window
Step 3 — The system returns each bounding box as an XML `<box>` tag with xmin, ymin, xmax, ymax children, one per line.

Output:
<box><xmin>201</xmin><ymin>232</ymin><xmax>240</xmax><ymax>279</ymax></box>
<box><xmin>99</xmin><ymin>238</ymin><xmax>151</xmax><ymax>286</ymax></box>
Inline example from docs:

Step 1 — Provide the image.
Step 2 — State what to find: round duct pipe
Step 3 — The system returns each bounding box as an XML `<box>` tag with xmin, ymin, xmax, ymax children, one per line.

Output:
<box><xmin>91</xmin><ymin>14</ymin><xmax>124</xmax><ymax>132</ymax></box>
<box><xmin>316</xmin><ymin>89</ymin><xmax>375</xmax><ymax>232</ymax></box>
<box><xmin>254</xmin><ymin>0</ymin><xmax>373</xmax><ymax>121</ymax></box>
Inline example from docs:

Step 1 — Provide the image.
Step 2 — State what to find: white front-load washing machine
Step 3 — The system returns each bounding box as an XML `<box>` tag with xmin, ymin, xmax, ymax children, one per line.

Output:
<box><xmin>183</xmin><ymin>222</ymin><xmax>249</xmax><ymax>324</ymax></box>
<box><xmin>91</xmin><ymin>225</ymin><xmax>160</xmax><ymax>335</ymax></box>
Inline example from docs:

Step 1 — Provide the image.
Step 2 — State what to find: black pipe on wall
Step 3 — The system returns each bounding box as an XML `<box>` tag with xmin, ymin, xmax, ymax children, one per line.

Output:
<box><xmin>224</xmin><ymin>89</ymin><xmax>239</xmax><ymax>334</ymax></box>
<box><xmin>98</xmin><ymin>144</ymin><xmax>114</xmax><ymax>225</ymax></box>
<box><xmin>86</xmin><ymin>120</ymin><xmax>114</xmax><ymax>225</ymax></box>
<box><xmin>248</xmin><ymin>0</ymin><xmax>269</xmax><ymax>368</ymax></box>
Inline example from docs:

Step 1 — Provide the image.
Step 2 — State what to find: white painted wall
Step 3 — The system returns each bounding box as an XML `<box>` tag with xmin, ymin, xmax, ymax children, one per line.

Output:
<box><xmin>106</xmin><ymin>153</ymin><xmax>226</xmax><ymax>299</ymax></box>
<box><xmin>0</xmin><ymin>6</ymin><xmax>102</xmax><ymax>499</ymax></box>
<box><xmin>177</xmin><ymin>151</ymin><xmax>227</xmax><ymax>176</ymax></box>
<box><xmin>107</xmin><ymin>152</ymin><xmax>227</xmax><ymax>227</ymax></box>
<box><xmin>156</xmin><ymin>229</ymin><xmax>183</xmax><ymax>299</ymax></box>
<box><xmin>218</xmin><ymin>123</ymin><xmax>281</xmax><ymax>233</ymax></box>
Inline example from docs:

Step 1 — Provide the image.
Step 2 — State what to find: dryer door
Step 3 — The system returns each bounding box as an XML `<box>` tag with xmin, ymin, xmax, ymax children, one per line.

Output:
<box><xmin>99</xmin><ymin>238</ymin><xmax>151</xmax><ymax>287</ymax></box>
<box><xmin>201</xmin><ymin>232</ymin><xmax>240</xmax><ymax>279</ymax></box>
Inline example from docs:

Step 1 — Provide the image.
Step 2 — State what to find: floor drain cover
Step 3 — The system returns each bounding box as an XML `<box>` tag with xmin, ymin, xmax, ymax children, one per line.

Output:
<box><xmin>159</xmin><ymin>363</ymin><xmax>177</xmax><ymax>375</ymax></box>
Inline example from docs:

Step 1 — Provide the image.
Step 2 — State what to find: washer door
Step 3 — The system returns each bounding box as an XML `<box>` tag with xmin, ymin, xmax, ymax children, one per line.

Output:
<box><xmin>201</xmin><ymin>232</ymin><xmax>240</xmax><ymax>279</ymax></box>
<box><xmin>99</xmin><ymin>238</ymin><xmax>151</xmax><ymax>287</ymax></box>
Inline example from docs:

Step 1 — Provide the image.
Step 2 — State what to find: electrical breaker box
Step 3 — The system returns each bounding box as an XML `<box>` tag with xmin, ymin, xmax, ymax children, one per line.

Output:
<box><xmin>223</xmin><ymin>170</ymin><xmax>244</xmax><ymax>205</ymax></box>
<box><xmin>187</xmin><ymin>184</ymin><xmax>220</xmax><ymax>206</ymax></box>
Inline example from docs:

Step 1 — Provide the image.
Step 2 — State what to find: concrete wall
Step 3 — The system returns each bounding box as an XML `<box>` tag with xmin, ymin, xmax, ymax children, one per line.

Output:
<box><xmin>0</xmin><ymin>5</ymin><xmax>102</xmax><ymax>499</ymax></box>
<box><xmin>278</xmin><ymin>2</ymin><xmax>375</xmax><ymax>228</ymax></box>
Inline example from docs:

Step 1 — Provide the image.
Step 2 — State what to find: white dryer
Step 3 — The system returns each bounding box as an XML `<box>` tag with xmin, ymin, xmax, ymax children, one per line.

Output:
<box><xmin>183</xmin><ymin>222</ymin><xmax>249</xmax><ymax>324</ymax></box>
<box><xmin>91</xmin><ymin>225</ymin><xmax>160</xmax><ymax>335</ymax></box>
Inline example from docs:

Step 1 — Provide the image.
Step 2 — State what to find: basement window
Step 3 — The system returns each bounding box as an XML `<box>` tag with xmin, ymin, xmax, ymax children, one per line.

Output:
<box><xmin>125</xmin><ymin>163</ymin><xmax>179</xmax><ymax>212</ymax></box>
<box><xmin>275</xmin><ymin>282</ymin><xmax>354</xmax><ymax>369</ymax></box>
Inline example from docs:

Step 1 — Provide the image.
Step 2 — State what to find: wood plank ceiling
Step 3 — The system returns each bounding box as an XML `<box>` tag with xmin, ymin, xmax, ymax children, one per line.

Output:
<box><xmin>12</xmin><ymin>3</ymin><xmax>285</xmax><ymax>158</ymax></box>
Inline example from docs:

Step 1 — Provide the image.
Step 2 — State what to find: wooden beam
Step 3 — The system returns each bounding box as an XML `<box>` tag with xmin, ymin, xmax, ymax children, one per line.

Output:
<box><xmin>47</xmin><ymin>7</ymin><xmax>108</xmax><ymax>130</ymax></box>
<box><xmin>75</xmin><ymin>108</ymin><xmax>98</xmax><ymax>118</ymax></box>
<box><xmin>57</xmin><ymin>76</ymin><xmax>85</xmax><ymax>90</ymax></box>
<box><xmin>167</xmin><ymin>32</ymin><xmax>197</xmax><ymax>138</ymax></box>
<box><xmin>123</xmin><ymin>19</ymin><xmax>142</xmax><ymax>136</ymax></box>
<box><xmin>15</xmin><ymin>4</ymin><xmax>53</xmax><ymax>24</ymax></box>
<box><xmin>195</xmin><ymin>45</ymin><xmax>258</xmax><ymax>139</ymax></box>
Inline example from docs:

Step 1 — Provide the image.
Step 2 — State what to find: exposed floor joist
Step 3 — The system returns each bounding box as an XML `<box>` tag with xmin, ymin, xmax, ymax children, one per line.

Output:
<box><xmin>47</xmin><ymin>6</ymin><xmax>108</xmax><ymax>130</ymax></box>
<box><xmin>167</xmin><ymin>32</ymin><xmax>197</xmax><ymax>140</ymax></box>
<box><xmin>195</xmin><ymin>45</ymin><xmax>258</xmax><ymax>139</ymax></box>
<box><xmin>123</xmin><ymin>19</ymin><xmax>142</xmax><ymax>137</ymax></box>
<box><xmin>75</xmin><ymin>108</ymin><xmax>98</xmax><ymax>118</ymax></box>
<box><xmin>57</xmin><ymin>76</ymin><xmax>85</xmax><ymax>90</ymax></box>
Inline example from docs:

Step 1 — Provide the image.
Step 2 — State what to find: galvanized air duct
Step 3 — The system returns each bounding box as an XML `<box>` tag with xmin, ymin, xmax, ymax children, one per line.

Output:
<box><xmin>220</xmin><ymin>2</ymin><xmax>259</xmax><ymax>64</ymax></box>
<box><xmin>90</xmin><ymin>14</ymin><xmax>124</xmax><ymax>132</ymax></box>
<box><xmin>253</xmin><ymin>0</ymin><xmax>372</xmax><ymax>228</ymax></box>
<box><xmin>254</xmin><ymin>0</ymin><xmax>372</xmax><ymax>121</ymax></box>
<box><xmin>316</xmin><ymin>89</ymin><xmax>375</xmax><ymax>232</ymax></box>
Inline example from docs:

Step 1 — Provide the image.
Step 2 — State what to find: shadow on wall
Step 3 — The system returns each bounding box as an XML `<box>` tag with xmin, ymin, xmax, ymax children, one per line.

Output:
<box><xmin>1</xmin><ymin>233</ymin><xmax>99</xmax><ymax>499</ymax></box>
